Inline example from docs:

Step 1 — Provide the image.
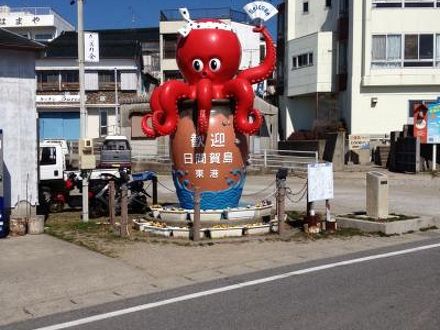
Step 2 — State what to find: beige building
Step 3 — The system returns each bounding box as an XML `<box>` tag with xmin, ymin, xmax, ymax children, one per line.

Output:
<box><xmin>277</xmin><ymin>0</ymin><xmax>440</xmax><ymax>139</ymax></box>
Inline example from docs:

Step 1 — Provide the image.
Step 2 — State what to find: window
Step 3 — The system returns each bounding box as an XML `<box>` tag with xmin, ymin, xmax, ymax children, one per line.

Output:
<box><xmin>99</xmin><ymin>110</ymin><xmax>108</xmax><ymax>137</ymax></box>
<box><xmin>404</xmin><ymin>0</ymin><xmax>434</xmax><ymax>7</ymax></box>
<box><xmin>61</xmin><ymin>71</ymin><xmax>79</xmax><ymax>90</ymax></box>
<box><xmin>163</xmin><ymin>70</ymin><xmax>183</xmax><ymax>81</ymax></box>
<box><xmin>163</xmin><ymin>34</ymin><xmax>178</xmax><ymax>59</ymax></box>
<box><xmin>98</xmin><ymin>71</ymin><xmax>117</xmax><ymax>90</ymax></box>
<box><xmin>326</xmin><ymin>0</ymin><xmax>332</xmax><ymax>7</ymax></box>
<box><xmin>303</xmin><ymin>1</ymin><xmax>309</xmax><ymax>13</ymax></box>
<box><xmin>373</xmin><ymin>1</ymin><xmax>403</xmax><ymax>8</ymax></box>
<box><xmin>291</xmin><ymin>52</ymin><xmax>313</xmax><ymax>70</ymax></box>
<box><xmin>436</xmin><ymin>34</ymin><xmax>440</xmax><ymax>66</ymax></box>
<box><xmin>38</xmin><ymin>71</ymin><xmax>59</xmax><ymax>90</ymax></box>
<box><xmin>40</xmin><ymin>147</ymin><xmax>56</xmax><ymax>165</ymax></box>
<box><xmin>34</xmin><ymin>33</ymin><xmax>53</xmax><ymax>41</ymax></box>
<box><xmin>404</xmin><ymin>34</ymin><xmax>433</xmax><ymax>66</ymax></box>
<box><xmin>372</xmin><ymin>35</ymin><xmax>402</xmax><ymax>68</ymax></box>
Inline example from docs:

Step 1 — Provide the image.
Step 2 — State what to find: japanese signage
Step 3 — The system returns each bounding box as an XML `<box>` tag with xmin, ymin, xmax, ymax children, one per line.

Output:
<box><xmin>36</xmin><ymin>95</ymin><xmax>80</xmax><ymax>103</ymax></box>
<box><xmin>84</xmin><ymin>32</ymin><xmax>99</xmax><ymax>63</ymax></box>
<box><xmin>427</xmin><ymin>101</ymin><xmax>440</xmax><ymax>144</ymax></box>
<box><xmin>348</xmin><ymin>134</ymin><xmax>371</xmax><ymax>150</ymax></box>
<box><xmin>243</xmin><ymin>1</ymin><xmax>278</xmax><ymax>22</ymax></box>
<box><xmin>0</xmin><ymin>15</ymin><xmax>43</xmax><ymax>27</ymax></box>
<box><xmin>307</xmin><ymin>163</ymin><xmax>334</xmax><ymax>202</ymax></box>
<box><xmin>182</xmin><ymin>132</ymin><xmax>233</xmax><ymax>179</ymax></box>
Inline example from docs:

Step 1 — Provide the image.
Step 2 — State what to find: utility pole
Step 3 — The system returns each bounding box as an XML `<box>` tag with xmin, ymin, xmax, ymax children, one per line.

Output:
<box><xmin>77</xmin><ymin>0</ymin><xmax>89</xmax><ymax>222</ymax></box>
<box><xmin>114</xmin><ymin>68</ymin><xmax>120</xmax><ymax>135</ymax></box>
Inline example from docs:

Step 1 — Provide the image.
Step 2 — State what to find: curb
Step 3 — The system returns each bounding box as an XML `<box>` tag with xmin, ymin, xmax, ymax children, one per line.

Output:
<box><xmin>337</xmin><ymin>215</ymin><xmax>440</xmax><ymax>235</ymax></box>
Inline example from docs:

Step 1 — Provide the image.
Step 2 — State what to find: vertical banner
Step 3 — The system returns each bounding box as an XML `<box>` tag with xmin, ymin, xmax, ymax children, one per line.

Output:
<box><xmin>84</xmin><ymin>32</ymin><xmax>99</xmax><ymax>63</ymax></box>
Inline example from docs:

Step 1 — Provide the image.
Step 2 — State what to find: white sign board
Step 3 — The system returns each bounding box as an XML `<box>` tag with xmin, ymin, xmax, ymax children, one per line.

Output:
<box><xmin>307</xmin><ymin>163</ymin><xmax>334</xmax><ymax>202</ymax></box>
<box><xmin>85</xmin><ymin>32</ymin><xmax>99</xmax><ymax>63</ymax></box>
<box><xmin>243</xmin><ymin>1</ymin><xmax>278</xmax><ymax>22</ymax></box>
<box><xmin>349</xmin><ymin>134</ymin><xmax>370</xmax><ymax>150</ymax></box>
<box><xmin>36</xmin><ymin>94</ymin><xmax>80</xmax><ymax>103</ymax></box>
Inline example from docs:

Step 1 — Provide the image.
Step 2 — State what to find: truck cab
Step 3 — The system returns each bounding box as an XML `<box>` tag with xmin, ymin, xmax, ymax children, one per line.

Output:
<box><xmin>99</xmin><ymin>135</ymin><xmax>132</xmax><ymax>169</ymax></box>
<box><xmin>39</xmin><ymin>141</ymin><xmax>65</xmax><ymax>182</ymax></box>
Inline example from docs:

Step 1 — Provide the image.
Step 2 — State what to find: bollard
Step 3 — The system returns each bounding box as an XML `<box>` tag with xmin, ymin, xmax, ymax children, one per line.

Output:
<box><xmin>276</xmin><ymin>168</ymin><xmax>288</xmax><ymax>236</ymax></box>
<box><xmin>192</xmin><ymin>187</ymin><xmax>201</xmax><ymax>241</ymax></box>
<box><xmin>109</xmin><ymin>180</ymin><xmax>116</xmax><ymax>226</ymax></box>
<box><xmin>120</xmin><ymin>184</ymin><xmax>130</xmax><ymax>237</ymax></box>
<box><xmin>152</xmin><ymin>175</ymin><xmax>158</xmax><ymax>205</ymax></box>
<box><xmin>366</xmin><ymin>171</ymin><xmax>389</xmax><ymax>219</ymax></box>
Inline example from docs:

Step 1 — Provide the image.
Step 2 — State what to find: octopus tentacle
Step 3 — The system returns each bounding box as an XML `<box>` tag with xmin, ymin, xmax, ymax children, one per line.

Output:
<box><xmin>142</xmin><ymin>86</ymin><xmax>163</xmax><ymax>137</ymax></box>
<box><xmin>154</xmin><ymin>81</ymin><xmax>190</xmax><ymax>136</ymax></box>
<box><xmin>224</xmin><ymin>78</ymin><xmax>262</xmax><ymax>135</ymax></box>
<box><xmin>237</xmin><ymin>25</ymin><xmax>276</xmax><ymax>85</ymax></box>
<box><xmin>196</xmin><ymin>79</ymin><xmax>212</xmax><ymax>135</ymax></box>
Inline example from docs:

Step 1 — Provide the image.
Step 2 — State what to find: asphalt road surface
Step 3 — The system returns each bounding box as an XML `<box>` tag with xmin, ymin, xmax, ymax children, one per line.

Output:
<box><xmin>5</xmin><ymin>239</ymin><xmax>440</xmax><ymax>330</ymax></box>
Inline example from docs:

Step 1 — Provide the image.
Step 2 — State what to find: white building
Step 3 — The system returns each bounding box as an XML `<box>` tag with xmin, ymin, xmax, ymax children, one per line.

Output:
<box><xmin>277</xmin><ymin>0</ymin><xmax>440</xmax><ymax>139</ymax></box>
<box><xmin>0</xmin><ymin>6</ymin><xmax>74</xmax><ymax>42</ymax></box>
<box><xmin>0</xmin><ymin>28</ymin><xmax>44</xmax><ymax>222</ymax></box>
<box><xmin>36</xmin><ymin>31</ymin><xmax>145</xmax><ymax>141</ymax></box>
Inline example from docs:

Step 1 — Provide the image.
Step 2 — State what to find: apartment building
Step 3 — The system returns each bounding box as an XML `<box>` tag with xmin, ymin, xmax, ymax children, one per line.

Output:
<box><xmin>0</xmin><ymin>5</ymin><xmax>74</xmax><ymax>42</ymax></box>
<box><xmin>277</xmin><ymin>0</ymin><xmax>440</xmax><ymax>139</ymax></box>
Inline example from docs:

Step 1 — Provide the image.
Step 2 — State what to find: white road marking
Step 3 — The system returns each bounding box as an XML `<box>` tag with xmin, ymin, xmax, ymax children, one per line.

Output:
<box><xmin>34</xmin><ymin>242</ymin><xmax>440</xmax><ymax>330</ymax></box>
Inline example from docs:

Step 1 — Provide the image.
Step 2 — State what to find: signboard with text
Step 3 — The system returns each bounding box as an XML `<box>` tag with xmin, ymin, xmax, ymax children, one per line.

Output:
<box><xmin>348</xmin><ymin>134</ymin><xmax>370</xmax><ymax>150</ymax></box>
<box><xmin>84</xmin><ymin>32</ymin><xmax>99</xmax><ymax>63</ymax></box>
<box><xmin>307</xmin><ymin>163</ymin><xmax>334</xmax><ymax>202</ymax></box>
<box><xmin>427</xmin><ymin>101</ymin><xmax>440</xmax><ymax>144</ymax></box>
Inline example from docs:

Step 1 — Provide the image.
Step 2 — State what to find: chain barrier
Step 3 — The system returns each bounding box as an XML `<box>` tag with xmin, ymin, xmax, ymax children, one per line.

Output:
<box><xmin>157</xmin><ymin>180</ymin><xmax>176</xmax><ymax>193</ymax></box>
<box><xmin>242</xmin><ymin>180</ymin><xmax>276</xmax><ymax>197</ymax></box>
<box><xmin>285</xmin><ymin>181</ymin><xmax>308</xmax><ymax>203</ymax></box>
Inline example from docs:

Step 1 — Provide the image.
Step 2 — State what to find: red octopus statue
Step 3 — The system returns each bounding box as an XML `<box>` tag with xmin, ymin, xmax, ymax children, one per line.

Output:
<box><xmin>141</xmin><ymin>16</ymin><xmax>276</xmax><ymax>138</ymax></box>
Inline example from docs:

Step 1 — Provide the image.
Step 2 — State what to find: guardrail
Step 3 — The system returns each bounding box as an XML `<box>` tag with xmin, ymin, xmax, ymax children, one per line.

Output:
<box><xmin>249</xmin><ymin>149</ymin><xmax>319</xmax><ymax>171</ymax></box>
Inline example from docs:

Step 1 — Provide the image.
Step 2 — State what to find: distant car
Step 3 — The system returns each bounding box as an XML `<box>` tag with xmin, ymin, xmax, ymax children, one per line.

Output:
<box><xmin>99</xmin><ymin>135</ymin><xmax>132</xmax><ymax>169</ymax></box>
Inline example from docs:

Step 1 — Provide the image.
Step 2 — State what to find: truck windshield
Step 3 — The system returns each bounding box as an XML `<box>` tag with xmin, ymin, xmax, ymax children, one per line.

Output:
<box><xmin>102</xmin><ymin>140</ymin><xmax>130</xmax><ymax>151</ymax></box>
<box><xmin>40</xmin><ymin>147</ymin><xmax>57</xmax><ymax>165</ymax></box>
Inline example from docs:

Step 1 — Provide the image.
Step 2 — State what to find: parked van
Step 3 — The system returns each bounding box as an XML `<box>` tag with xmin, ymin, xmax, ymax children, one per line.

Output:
<box><xmin>99</xmin><ymin>136</ymin><xmax>132</xmax><ymax>169</ymax></box>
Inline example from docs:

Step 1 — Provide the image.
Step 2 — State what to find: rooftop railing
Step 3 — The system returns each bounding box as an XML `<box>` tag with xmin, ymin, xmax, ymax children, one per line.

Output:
<box><xmin>160</xmin><ymin>7</ymin><xmax>251</xmax><ymax>24</ymax></box>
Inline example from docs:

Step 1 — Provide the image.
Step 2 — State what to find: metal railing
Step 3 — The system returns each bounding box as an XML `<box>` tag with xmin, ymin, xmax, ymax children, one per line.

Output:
<box><xmin>160</xmin><ymin>7</ymin><xmax>251</xmax><ymax>24</ymax></box>
<box><xmin>249</xmin><ymin>149</ymin><xmax>319</xmax><ymax>171</ymax></box>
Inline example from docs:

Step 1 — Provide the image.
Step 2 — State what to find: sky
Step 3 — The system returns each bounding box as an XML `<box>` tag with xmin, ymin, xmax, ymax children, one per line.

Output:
<box><xmin>0</xmin><ymin>0</ymin><xmax>281</xmax><ymax>35</ymax></box>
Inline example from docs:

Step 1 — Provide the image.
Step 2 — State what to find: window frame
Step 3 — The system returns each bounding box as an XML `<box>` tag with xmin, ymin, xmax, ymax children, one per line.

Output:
<box><xmin>371</xmin><ymin>34</ymin><xmax>402</xmax><ymax>68</ymax></box>
<box><xmin>404</xmin><ymin>33</ymin><xmax>434</xmax><ymax>67</ymax></box>
<box><xmin>291</xmin><ymin>52</ymin><xmax>314</xmax><ymax>70</ymax></box>
<box><xmin>99</xmin><ymin>109</ymin><xmax>108</xmax><ymax>137</ymax></box>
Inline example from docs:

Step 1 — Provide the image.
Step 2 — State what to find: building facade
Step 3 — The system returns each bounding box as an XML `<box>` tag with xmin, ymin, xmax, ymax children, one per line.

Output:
<box><xmin>278</xmin><ymin>0</ymin><xmax>440</xmax><ymax>139</ymax></box>
<box><xmin>0</xmin><ymin>28</ymin><xmax>44</xmax><ymax>221</ymax></box>
<box><xmin>36</xmin><ymin>31</ymin><xmax>146</xmax><ymax>141</ymax></box>
<box><xmin>0</xmin><ymin>6</ymin><xmax>74</xmax><ymax>42</ymax></box>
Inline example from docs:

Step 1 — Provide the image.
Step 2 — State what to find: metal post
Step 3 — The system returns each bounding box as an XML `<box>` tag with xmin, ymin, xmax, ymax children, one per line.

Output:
<box><xmin>114</xmin><ymin>68</ymin><xmax>120</xmax><ymax>135</ymax></box>
<box><xmin>264</xmin><ymin>149</ymin><xmax>267</xmax><ymax>168</ymax></box>
<box><xmin>120</xmin><ymin>184</ymin><xmax>129</xmax><ymax>237</ymax></box>
<box><xmin>276</xmin><ymin>178</ymin><xmax>286</xmax><ymax>236</ymax></box>
<box><xmin>152</xmin><ymin>176</ymin><xmax>158</xmax><ymax>205</ymax></box>
<box><xmin>109</xmin><ymin>180</ymin><xmax>115</xmax><ymax>226</ymax></box>
<box><xmin>433</xmin><ymin>144</ymin><xmax>437</xmax><ymax>171</ymax></box>
<box><xmin>77</xmin><ymin>0</ymin><xmax>89</xmax><ymax>222</ymax></box>
<box><xmin>192</xmin><ymin>187</ymin><xmax>201</xmax><ymax>241</ymax></box>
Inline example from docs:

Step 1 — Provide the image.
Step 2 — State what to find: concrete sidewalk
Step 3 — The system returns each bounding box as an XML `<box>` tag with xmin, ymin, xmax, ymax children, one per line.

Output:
<box><xmin>1</xmin><ymin>168</ymin><xmax>439</xmax><ymax>326</ymax></box>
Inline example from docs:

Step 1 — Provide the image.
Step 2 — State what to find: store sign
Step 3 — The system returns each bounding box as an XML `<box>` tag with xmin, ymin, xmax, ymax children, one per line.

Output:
<box><xmin>0</xmin><ymin>15</ymin><xmax>44</xmax><ymax>27</ymax></box>
<box><xmin>84</xmin><ymin>32</ymin><xmax>99</xmax><ymax>63</ymax></box>
<box><xmin>37</xmin><ymin>95</ymin><xmax>80</xmax><ymax>103</ymax></box>
<box><xmin>427</xmin><ymin>100</ymin><xmax>440</xmax><ymax>144</ymax></box>
<box><xmin>348</xmin><ymin>134</ymin><xmax>371</xmax><ymax>150</ymax></box>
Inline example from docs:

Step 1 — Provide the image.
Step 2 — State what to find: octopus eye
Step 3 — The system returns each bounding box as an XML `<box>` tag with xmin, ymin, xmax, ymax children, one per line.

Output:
<box><xmin>192</xmin><ymin>59</ymin><xmax>203</xmax><ymax>72</ymax></box>
<box><xmin>209</xmin><ymin>58</ymin><xmax>221</xmax><ymax>72</ymax></box>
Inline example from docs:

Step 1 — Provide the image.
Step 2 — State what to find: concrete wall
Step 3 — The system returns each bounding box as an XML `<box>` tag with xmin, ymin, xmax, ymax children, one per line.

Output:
<box><xmin>0</xmin><ymin>49</ymin><xmax>39</xmax><ymax>212</ymax></box>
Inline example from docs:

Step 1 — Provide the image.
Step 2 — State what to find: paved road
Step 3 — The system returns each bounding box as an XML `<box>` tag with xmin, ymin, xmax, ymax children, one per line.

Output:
<box><xmin>5</xmin><ymin>238</ymin><xmax>440</xmax><ymax>330</ymax></box>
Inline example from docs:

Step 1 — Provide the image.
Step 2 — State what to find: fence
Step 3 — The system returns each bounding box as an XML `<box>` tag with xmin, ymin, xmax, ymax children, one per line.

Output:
<box><xmin>249</xmin><ymin>149</ymin><xmax>319</xmax><ymax>171</ymax></box>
